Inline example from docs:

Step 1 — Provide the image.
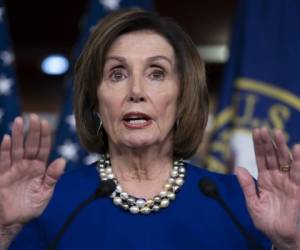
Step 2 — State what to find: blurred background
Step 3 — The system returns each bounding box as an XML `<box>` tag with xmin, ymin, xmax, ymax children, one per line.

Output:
<box><xmin>1</xmin><ymin>0</ymin><xmax>300</xmax><ymax>175</ymax></box>
<box><xmin>4</xmin><ymin>0</ymin><xmax>235</xmax><ymax>115</ymax></box>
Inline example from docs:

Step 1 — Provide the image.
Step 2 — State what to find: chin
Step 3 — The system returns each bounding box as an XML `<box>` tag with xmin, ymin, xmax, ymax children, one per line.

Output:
<box><xmin>124</xmin><ymin>140</ymin><xmax>156</xmax><ymax>148</ymax></box>
<box><xmin>122</xmin><ymin>135</ymin><xmax>158</xmax><ymax>148</ymax></box>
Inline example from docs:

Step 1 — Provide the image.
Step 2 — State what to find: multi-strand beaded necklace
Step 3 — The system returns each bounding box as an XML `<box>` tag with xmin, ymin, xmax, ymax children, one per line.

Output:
<box><xmin>96</xmin><ymin>154</ymin><xmax>186</xmax><ymax>214</ymax></box>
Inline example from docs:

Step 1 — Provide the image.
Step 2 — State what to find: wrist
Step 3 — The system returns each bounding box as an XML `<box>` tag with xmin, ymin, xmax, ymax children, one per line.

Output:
<box><xmin>272</xmin><ymin>238</ymin><xmax>300</xmax><ymax>250</ymax></box>
<box><xmin>0</xmin><ymin>223</ymin><xmax>23</xmax><ymax>250</ymax></box>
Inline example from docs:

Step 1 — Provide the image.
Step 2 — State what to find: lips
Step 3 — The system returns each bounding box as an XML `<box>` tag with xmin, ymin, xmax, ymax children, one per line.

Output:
<box><xmin>122</xmin><ymin>112</ymin><xmax>152</xmax><ymax>128</ymax></box>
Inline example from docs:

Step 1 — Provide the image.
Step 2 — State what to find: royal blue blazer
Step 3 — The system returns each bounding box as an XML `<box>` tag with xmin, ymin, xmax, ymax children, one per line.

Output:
<box><xmin>9</xmin><ymin>162</ymin><xmax>271</xmax><ymax>250</ymax></box>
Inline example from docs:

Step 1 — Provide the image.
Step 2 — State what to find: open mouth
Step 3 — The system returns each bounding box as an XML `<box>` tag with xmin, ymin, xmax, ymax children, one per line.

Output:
<box><xmin>122</xmin><ymin>112</ymin><xmax>152</xmax><ymax>127</ymax></box>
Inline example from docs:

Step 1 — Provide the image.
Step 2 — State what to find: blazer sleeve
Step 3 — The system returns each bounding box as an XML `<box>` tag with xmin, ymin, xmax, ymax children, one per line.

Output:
<box><xmin>8</xmin><ymin>219</ymin><xmax>46</xmax><ymax>250</ymax></box>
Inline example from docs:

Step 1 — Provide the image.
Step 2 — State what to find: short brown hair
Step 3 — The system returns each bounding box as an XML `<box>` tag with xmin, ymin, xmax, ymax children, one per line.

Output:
<box><xmin>74</xmin><ymin>8</ymin><xmax>208</xmax><ymax>159</ymax></box>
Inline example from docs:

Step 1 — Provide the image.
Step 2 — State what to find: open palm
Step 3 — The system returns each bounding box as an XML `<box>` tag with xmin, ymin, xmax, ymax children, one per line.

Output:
<box><xmin>236</xmin><ymin>128</ymin><xmax>300</xmax><ymax>249</ymax></box>
<box><xmin>0</xmin><ymin>114</ymin><xmax>65</xmax><ymax>226</ymax></box>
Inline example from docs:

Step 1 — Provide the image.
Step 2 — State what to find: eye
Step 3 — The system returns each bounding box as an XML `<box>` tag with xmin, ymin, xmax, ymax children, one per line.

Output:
<box><xmin>110</xmin><ymin>68</ymin><xmax>126</xmax><ymax>82</ymax></box>
<box><xmin>149</xmin><ymin>68</ymin><xmax>165</xmax><ymax>81</ymax></box>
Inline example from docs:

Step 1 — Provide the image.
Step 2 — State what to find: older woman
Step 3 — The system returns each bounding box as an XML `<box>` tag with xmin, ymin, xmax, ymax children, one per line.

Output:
<box><xmin>0</xmin><ymin>8</ymin><xmax>300</xmax><ymax>250</ymax></box>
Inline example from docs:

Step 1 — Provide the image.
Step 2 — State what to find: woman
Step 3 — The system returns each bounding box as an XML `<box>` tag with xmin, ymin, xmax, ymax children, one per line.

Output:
<box><xmin>1</xmin><ymin>8</ymin><xmax>300</xmax><ymax>250</ymax></box>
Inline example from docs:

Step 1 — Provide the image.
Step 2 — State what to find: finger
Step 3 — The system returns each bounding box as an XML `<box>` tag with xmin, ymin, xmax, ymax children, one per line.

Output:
<box><xmin>11</xmin><ymin>117</ymin><xmax>24</xmax><ymax>163</ymax></box>
<box><xmin>24</xmin><ymin>114</ymin><xmax>41</xmax><ymax>159</ymax></box>
<box><xmin>0</xmin><ymin>135</ymin><xmax>12</xmax><ymax>173</ymax></box>
<box><xmin>235</xmin><ymin>167</ymin><xmax>258</xmax><ymax>204</ymax></box>
<box><xmin>273</xmin><ymin>129</ymin><xmax>291</xmax><ymax>165</ymax></box>
<box><xmin>36</xmin><ymin>119</ymin><xmax>51</xmax><ymax>162</ymax></box>
<box><xmin>260</xmin><ymin>127</ymin><xmax>278</xmax><ymax>170</ymax></box>
<box><xmin>43</xmin><ymin>158</ymin><xmax>66</xmax><ymax>190</ymax></box>
<box><xmin>289</xmin><ymin>144</ymin><xmax>300</xmax><ymax>184</ymax></box>
<box><xmin>253</xmin><ymin>128</ymin><xmax>267</xmax><ymax>172</ymax></box>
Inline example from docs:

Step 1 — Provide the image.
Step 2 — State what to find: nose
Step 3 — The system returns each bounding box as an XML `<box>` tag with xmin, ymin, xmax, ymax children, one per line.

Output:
<box><xmin>129</xmin><ymin>95</ymin><xmax>145</xmax><ymax>102</ymax></box>
<box><xmin>128</xmin><ymin>74</ymin><xmax>146</xmax><ymax>103</ymax></box>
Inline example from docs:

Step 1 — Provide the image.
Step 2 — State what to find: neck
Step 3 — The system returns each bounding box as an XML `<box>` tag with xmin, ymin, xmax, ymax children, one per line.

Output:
<box><xmin>107</xmin><ymin>143</ymin><xmax>174</xmax><ymax>199</ymax></box>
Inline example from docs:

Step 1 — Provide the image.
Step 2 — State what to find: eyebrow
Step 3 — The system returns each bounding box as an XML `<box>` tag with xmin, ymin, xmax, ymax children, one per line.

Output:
<box><xmin>105</xmin><ymin>56</ymin><xmax>126</xmax><ymax>63</ymax></box>
<box><xmin>146</xmin><ymin>55</ymin><xmax>174</xmax><ymax>67</ymax></box>
<box><xmin>105</xmin><ymin>55</ymin><xmax>174</xmax><ymax>67</ymax></box>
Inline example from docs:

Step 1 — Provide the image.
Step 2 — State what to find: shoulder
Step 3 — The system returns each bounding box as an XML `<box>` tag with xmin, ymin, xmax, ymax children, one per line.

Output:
<box><xmin>185</xmin><ymin>161</ymin><xmax>236</xmax><ymax>181</ymax></box>
<box><xmin>183</xmin><ymin>162</ymin><xmax>249</xmax><ymax>221</ymax></box>
<box><xmin>40</xmin><ymin>162</ymin><xmax>101</xmax><ymax>221</ymax></box>
<box><xmin>58</xmin><ymin>161</ymin><xmax>100</xmax><ymax>183</ymax></box>
<box><xmin>54</xmin><ymin>161</ymin><xmax>100</xmax><ymax>194</ymax></box>
<box><xmin>185</xmin><ymin>162</ymin><xmax>242</xmax><ymax>196</ymax></box>
<box><xmin>9</xmin><ymin>163</ymin><xmax>103</xmax><ymax>249</ymax></box>
<box><xmin>179</xmin><ymin>162</ymin><xmax>271</xmax><ymax>249</ymax></box>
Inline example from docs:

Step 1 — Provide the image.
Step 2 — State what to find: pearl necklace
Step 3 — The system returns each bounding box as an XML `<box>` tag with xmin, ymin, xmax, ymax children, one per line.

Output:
<box><xmin>96</xmin><ymin>154</ymin><xmax>186</xmax><ymax>214</ymax></box>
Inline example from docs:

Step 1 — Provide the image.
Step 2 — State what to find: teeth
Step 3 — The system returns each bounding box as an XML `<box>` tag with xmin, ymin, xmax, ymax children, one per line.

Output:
<box><xmin>128</xmin><ymin>119</ymin><xmax>147</xmax><ymax>124</ymax></box>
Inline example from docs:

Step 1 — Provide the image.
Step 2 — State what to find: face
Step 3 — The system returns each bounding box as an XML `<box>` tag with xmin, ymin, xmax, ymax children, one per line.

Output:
<box><xmin>97</xmin><ymin>30</ymin><xmax>179</xmax><ymax>151</ymax></box>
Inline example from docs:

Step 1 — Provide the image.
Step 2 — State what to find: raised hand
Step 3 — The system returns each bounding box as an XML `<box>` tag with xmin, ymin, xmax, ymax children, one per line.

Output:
<box><xmin>235</xmin><ymin>128</ymin><xmax>300</xmax><ymax>249</ymax></box>
<box><xmin>0</xmin><ymin>114</ymin><xmax>66</xmax><ymax>226</ymax></box>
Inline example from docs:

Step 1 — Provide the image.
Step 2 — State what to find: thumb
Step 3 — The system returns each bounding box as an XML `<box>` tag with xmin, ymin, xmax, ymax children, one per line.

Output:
<box><xmin>235</xmin><ymin>166</ymin><xmax>258</xmax><ymax>204</ymax></box>
<box><xmin>43</xmin><ymin>158</ymin><xmax>66</xmax><ymax>189</ymax></box>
